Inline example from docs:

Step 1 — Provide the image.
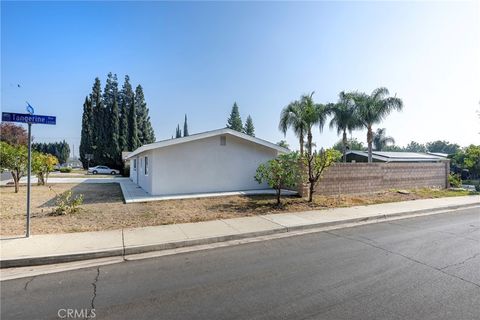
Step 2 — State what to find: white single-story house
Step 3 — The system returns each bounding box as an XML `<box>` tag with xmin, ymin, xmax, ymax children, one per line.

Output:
<box><xmin>124</xmin><ymin>128</ymin><xmax>289</xmax><ymax>196</ymax></box>
<box><xmin>345</xmin><ymin>150</ymin><xmax>448</xmax><ymax>163</ymax></box>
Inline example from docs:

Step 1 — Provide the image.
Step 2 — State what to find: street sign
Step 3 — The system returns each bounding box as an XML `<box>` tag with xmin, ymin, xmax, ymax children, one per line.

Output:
<box><xmin>2</xmin><ymin>112</ymin><xmax>56</xmax><ymax>125</ymax></box>
<box><xmin>2</xmin><ymin>108</ymin><xmax>56</xmax><ymax>238</ymax></box>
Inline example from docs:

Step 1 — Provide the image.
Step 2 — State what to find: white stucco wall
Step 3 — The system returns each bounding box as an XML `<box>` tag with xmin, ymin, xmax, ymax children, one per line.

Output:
<box><xmin>134</xmin><ymin>134</ymin><xmax>279</xmax><ymax>196</ymax></box>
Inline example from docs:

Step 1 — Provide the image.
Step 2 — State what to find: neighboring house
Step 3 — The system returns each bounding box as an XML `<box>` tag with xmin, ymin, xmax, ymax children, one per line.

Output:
<box><xmin>426</xmin><ymin>152</ymin><xmax>449</xmax><ymax>158</ymax></box>
<box><xmin>346</xmin><ymin>150</ymin><xmax>448</xmax><ymax>163</ymax></box>
<box><xmin>125</xmin><ymin>128</ymin><xmax>289</xmax><ymax>196</ymax></box>
<box><xmin>64</xmin><ymin>157</ymin><xmax>83</xmax><ymax>168</ymax></box>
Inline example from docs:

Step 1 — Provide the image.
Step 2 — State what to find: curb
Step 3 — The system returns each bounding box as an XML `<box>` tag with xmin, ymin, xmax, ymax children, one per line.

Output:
<box><xmin>1</xmin><ymin>202</ymin><xmax>478</xmax><ymax>268</ymax></box>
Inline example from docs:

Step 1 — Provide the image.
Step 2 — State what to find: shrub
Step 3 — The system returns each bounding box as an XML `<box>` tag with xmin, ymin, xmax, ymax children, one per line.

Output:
<box><xmin>59</xmin><ymin>167</ymin><xmax>72</xmax><ymax>173</ymax></box>
<box><xmin>50</xmin><ymin>190</ymin><xmax>84</xmax><ymax>216</ymax></box>
<box><xmin>448</xmin><ymin>173</ymin><xmax>462</xmax><ymax>188</ymax></box>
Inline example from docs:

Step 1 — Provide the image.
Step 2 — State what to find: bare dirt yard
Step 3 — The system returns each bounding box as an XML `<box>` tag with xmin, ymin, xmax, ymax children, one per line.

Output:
<box><xmin>0</xmin><ymin>183</ymin><xmax>474</xmax><ymax>236</ymax></box>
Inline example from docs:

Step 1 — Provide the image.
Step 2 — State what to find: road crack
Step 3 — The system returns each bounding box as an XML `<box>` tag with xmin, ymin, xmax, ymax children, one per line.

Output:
<box><xmin>325</xmin><ymin>230</ymin><xmax>480</xmax><ymax>289</ymax></box>
<box><xmin>440</xmin><ymin>252</ymin><xmax>480</xmax><ymax>270</ymax></box>
<box><xmin>23</xmin><ymin>276</ymin><xmax>35</xmax><ymax>291</ymax></box>
<box><xmin>90</xmin><ymin>267</ymin><xmax>100</xmax><ymax>311</ymax></box>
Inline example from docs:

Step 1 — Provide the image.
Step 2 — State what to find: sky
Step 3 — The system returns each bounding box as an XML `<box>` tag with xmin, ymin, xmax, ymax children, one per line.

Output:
<box><xmin>1</xmin><ymin>1</ymin><xmax>479</xmax><ymax>156</ymax></box>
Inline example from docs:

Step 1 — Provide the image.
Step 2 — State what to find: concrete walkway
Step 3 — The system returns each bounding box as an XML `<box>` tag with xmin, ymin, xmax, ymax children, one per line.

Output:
<box><xmin>1</xmin><ymin>195</ymin><xmax>478</xmax><ymax>268</ymax></box>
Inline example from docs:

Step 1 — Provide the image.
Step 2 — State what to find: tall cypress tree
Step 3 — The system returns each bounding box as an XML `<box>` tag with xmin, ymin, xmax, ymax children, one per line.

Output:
<box><xmin>91</xmin><ymin>78</ymin><xmax>104</xmax><ymax>165</ymax></box>
<box><xmin>183</xmin><ymin>114</ymin><xmax>189</xmax><ymax>137</ymax></box>
<box><xmin>108</xmin><ymin>96</ymin><xmax>120</xmax><ymax>167</ymax></box>
<box><xmin>128</xmin><ymin>93</ymin><xmax>139</xmax><ymax>151</ymax></box>
<box><xmin>243</xmin><ymin>115</ymin><xmax>255</xmax><ymax>136</ymax></box>
<box><xmin>119</xmin><ymin>99</ymin><xmax>128</xmax><ymax>152</ymax></box>
<box><xmin>135</xmin><ymin>85</ymin><xmax>155</xmax><ymax>144</ymax></box>
<box><xmin>103</xmin><ymin>72</ymin><xmax>119</xmax><ymax>167</ymax></box>
<box><xmin>175</xmin><ymin>124</ymin><xmax>182</xmax><ymax>138</ymax></box>
<box><xmin>120</xmin><ymin>75</ymin><xmax>135</xmax><ymax>151</ymax></box>
<box><xmin>80</xmin><ymin>96</ymin><xmax>93</xmax><ymax>168</ymax></box>
<box><xmin>226</xmin><ymin>102</ymin><xmax>243</xmax><ymax>132</ymax></box>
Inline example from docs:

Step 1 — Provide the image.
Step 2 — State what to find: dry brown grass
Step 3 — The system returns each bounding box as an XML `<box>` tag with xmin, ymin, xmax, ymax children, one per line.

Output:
<box><xmin>0</xmin><ymin>183</ymin><xmax>473</xmax><ymax>236</ymax></box>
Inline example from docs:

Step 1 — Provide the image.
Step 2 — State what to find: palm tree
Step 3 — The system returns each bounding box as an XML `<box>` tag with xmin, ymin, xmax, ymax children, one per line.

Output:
<box><xmin>279</xmin><ymin>100</ymin><xmax>306</xmax><ymax>156</ymax></box>
<box><xmin>349</xmin><ymin>87</ymin><xmax>403</xmax><ymax>163</ymax></box>
<box><xmin>329</xmin><ymin>91</ymin><xmax>361</xmax><ymax>162</ymax></box>
<box><xmin>300</xmin><ymin>92</ymin><xmax>330</xmax><ymax>156</ymax></box>
<box><xmin>373</xmin><ymin>128</ymin><xmax>395</xmax><ymax>151</ymax></box>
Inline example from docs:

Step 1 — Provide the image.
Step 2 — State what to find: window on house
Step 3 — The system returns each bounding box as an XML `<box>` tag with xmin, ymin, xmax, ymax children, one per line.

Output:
<box><xmin>145</xmin><ymin>156</ymin><xmax>149</xmax><ymax>175</ymax></box>
<box><xmin>220</xmin><ymin>136</ymin><xmax>226</xmax><ymax>146</ymax></box>
<box><xmin>140</xmin><ymin>158</ymin><xmax>143</xmax><ymax>172</ymax></box>
<box><xmin>133</xmin><ymin>159</ymin><xmax>137</xmax><ymax>171</ymax></box>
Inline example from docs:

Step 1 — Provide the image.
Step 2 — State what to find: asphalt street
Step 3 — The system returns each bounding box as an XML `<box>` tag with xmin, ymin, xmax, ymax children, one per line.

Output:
<box><xmin>1</xmin><ymin>207</ymin><xmax>479</xmax><ymax>320</ymax></box>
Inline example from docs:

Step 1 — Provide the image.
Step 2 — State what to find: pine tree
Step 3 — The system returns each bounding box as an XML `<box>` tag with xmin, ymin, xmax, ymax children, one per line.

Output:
<box><xmin>226</xmin><ymin>102</ymin><xmax>243</xmax><ymax>132</ymax></box>
<box><xmin>243</xmin><ymin>115</ymin><xmax>255</xmax><ymax>136</ymax></box>
<box><xmin>135</xmin><ymin>85</ymin><xmax>156</xmax><ymax>144</ymax></box>
<box><xmin>183</xmin><ymin>114</ymin><xmax>189</xmax><ymax>137</ymax></box>
<box><xmin>175</xmin><ymin>124</ymin><xmax>182</xmax><ymax>138</ymax></box>
<box><xmin>80</xmin><ymin>96</ymin><xmax>93</xmax><ymax>169</ymax></box>
<box><xmin>91</xmin><ymin>78</ymin><xmax>104</xmax><ymax>165</ymax></box>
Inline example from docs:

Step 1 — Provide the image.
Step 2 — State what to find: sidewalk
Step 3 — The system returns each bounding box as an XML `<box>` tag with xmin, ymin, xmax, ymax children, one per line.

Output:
<box><xmin>1</xmin><ymin>196</ymin><xmax>478</xmax><ymax>268</ymax></box>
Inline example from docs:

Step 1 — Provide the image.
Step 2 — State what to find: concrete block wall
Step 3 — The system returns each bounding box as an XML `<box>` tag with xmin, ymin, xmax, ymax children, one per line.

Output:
<box><xmin>306</xmin><ymin>162</ymin><xmax>449</xmax><ymax>196</ymax></box>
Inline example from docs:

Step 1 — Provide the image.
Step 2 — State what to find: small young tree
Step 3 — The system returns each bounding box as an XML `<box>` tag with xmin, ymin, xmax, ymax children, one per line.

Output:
<box><xmin>305</xmin><ymin>148</ymin><xmax>341</xmax><ymax>202</ymax></box>
<box><xmin>32</xmin><ymin>152</ymin><xmax>58</xmax><ymax>185</ymax></box>
<box><xmin>255</xmin><ymin>152</ymin><xmax>301</xmax><ymax>206</ymax></box>
<box><xmin>0</xmin><ymin>142</ymin><xmax>28</xmax><ymax>193</ymax></box>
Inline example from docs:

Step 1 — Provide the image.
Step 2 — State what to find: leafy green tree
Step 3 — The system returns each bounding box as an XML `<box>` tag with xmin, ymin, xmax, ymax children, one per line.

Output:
<box><xmin>463</xmin><ymin>145</ymin><xmax>480</xmax><ymax>179</ymax></box>
<box><xmin>255</xmin><ymin>152</ymin><xmax>301</xmax><ymax>206</ymax></box>
<box><xmin>0</xmin><ymin>123</ymin><xmax>28</xmax><ymax>146</ymax></box>
<box><xmin>243</xmin><ymin>115</ymin><xmax>255</xmax><ymax>136</ymax></box>
<box><xmin>329</xmin><ymin>92</ymin><xmax>361</xmax><ymax>162</ymax></box>
<box><xmin>32</xmin><ymin>152</ymin><xmax>58</xmax><ymax>185</ymax></box>
<box><xmin>80</xmin><ymin>96</ymin><xmax>94</xmax><ymax>168</ymax></box>
<box><xmin>382</xmin><ymin>145</ymin><xmax>404</xmax><ymax>152</ymax></box>
<box><xmin>426</xmin><ymin>140</ymin><xmax>460</xmax><ymax>155</ymax></box>
<box><xmin>305</xmin><ymin>148</ymin><xmax>341</xmax><ymax>202</ymax></box>
<box><xmin>183</xmin><ymin>114</ymin><xmax>189</xmax><ymax>137</ymax></box>
<box><xmin>279</xmin><ymin>100</ymin><xmax>306</xmax><ymax>156</ymax></box>
<box><xmin>404</xmin><ymin>141</ymin><xmax>427</xmax><ymax>153</ymax></box>
<box><xmin>226</xmin><ymin>102</ymin><xmax>243</xmax><ymax>132</ymax></box>
<box><xmin>32</xmin><ymin>141</ymin><xmax>70</xmax><ymax>164</ymax></box>
<box><xmin>349</xmin><ymin>87</ymin><xmax>403</xmax><ymax>162</ymax></box>
<box><xmin>372</xmin><ymin>128</ymin><xmax>395</xmax><ymax>151</ymax></box>
<box><xmin>276</xmin><ymin>140</ymin><xmax>289</xmax><ymax>149</ymax></box>
<box><xmin>0</xmin><ymin>142</ymin><xmax>28</xmax><ymax>193</ymax></box>
<box><xmin>332</xmin><ymin>138</ymin><xmax>365</xmax><ymax>152</ymax></box>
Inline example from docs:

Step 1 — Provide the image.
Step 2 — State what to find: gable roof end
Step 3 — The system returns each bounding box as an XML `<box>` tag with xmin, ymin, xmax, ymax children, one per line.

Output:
<box><xmin>125</xmin><ymin>128</ymin><xmax>289</xmax><ymax>159</ymax></box>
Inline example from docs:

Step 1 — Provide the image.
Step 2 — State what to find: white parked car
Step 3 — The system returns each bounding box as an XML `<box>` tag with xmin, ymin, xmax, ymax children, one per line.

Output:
<box><xmin>88</xmin><ymin>165</ymin><xmax>120</xmax><ymax>175</ymax></box>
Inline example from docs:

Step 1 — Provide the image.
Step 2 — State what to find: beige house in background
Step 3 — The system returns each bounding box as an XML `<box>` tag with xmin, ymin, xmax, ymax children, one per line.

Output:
<box><xmin>125</xmin><ymin>128</ymin><xmax>288</xmax><ymax>196</ymax></box>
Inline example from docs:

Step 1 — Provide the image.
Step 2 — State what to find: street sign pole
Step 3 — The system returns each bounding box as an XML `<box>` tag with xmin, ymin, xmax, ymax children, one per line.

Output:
<box><xmin>2</xmin><ymin>110</ymin><xmax>56</xmax><ymax>238</ymax></box>
<box><xmin>26</xmin><ymin>123</ymin><xmax>32</xmax><ymax>237</ymax></box>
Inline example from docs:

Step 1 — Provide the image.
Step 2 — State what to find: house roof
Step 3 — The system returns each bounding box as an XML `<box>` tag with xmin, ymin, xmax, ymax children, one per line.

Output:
<box><xmin>125</xmin><ymin>128</ymin><xmax>289</xmax><ymax>159</ymax></box>
<box><xmin>346</xmin><ymin>150</ymin><xmax>447</xmax><ymax>162</ymax></box>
